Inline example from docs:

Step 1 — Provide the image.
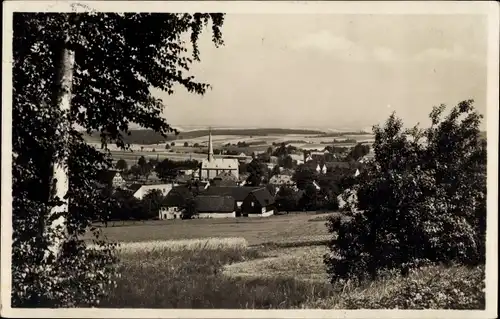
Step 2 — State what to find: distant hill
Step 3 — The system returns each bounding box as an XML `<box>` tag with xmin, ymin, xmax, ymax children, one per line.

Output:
<box><xmin>83</xmin><ymin>128</ymin><xmax>327</xmax><ymax>145</ymax></box>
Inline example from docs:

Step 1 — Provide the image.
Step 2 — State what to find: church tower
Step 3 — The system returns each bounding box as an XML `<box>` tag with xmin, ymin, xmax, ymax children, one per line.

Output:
<box><xmin>208</xmin><ymin>127</ymin><xmax>214</xmax><ymax>162</ymax></box>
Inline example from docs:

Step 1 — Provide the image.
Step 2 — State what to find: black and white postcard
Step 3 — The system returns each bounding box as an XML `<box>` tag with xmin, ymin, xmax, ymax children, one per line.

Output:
<box><xmin>1</xmin><ymin>1</ymin><xmax>498</xmax><ymax>318</ymax></box>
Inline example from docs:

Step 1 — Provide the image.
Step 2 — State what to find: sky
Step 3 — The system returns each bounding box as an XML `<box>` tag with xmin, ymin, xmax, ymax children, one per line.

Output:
<box><xmin>152</xmin><ymin>14</ymin><xmax>488</xmax><ymax>131</ymax></box>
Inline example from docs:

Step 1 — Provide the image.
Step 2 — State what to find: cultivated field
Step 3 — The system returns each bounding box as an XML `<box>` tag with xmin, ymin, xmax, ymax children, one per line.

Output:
<box><xmin>95</xmin><ymin>213</ymin><xmax>332</xmax><ymax>246</ymax></box>
<box><xmin>91</xmin><ymin>131</ymin><xmax>375</xmax><ymax>166</ymax></box>
<box><xmin>95</xmin><ymin>213</ymin><xmax>485</xmax><ymax>309</ymax></box>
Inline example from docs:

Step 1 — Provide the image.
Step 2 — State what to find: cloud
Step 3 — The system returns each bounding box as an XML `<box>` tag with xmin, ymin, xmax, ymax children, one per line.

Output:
<box><xmin>292</xmin><ymin>30</ymin><xmax>400</xmax><ymax>63</ymax></box>
<box><xmin>291</xmin><ymin>30</ymin><xmax>367</xmax><ymax>61</ymax></box>
<box><xmin>414</xmin><ymin>45</ymin><xmax>483</xmax><ymax>64</ymax></box>
<box><xmin>373</xmin><ymin>46</ymin><xmax>399</xmax><ymax>62</ymax></box>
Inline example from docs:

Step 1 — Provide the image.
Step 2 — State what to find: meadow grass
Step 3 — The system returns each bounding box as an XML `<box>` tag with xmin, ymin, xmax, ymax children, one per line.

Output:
<box><xmin>101</xmin><ymin>239</ymin><xmax>334</xmax><ymax>308</ymax></box>
<box><xmin>302</xmin><ymin>264</ymin><xmax>485</xmax><ymax>309</ymax></box>
<box><xmin>101</xmin><ymin>237</ymin><xmax>485</xmax><ymax>309</ymax></box>
<box><xmin>96</xmin><ymin>214</ymin><xmax>484</xmax><ymax>309</ymax></box>
<box><xmin>115</xmin><ymin>237</ymin><xmax>249</xmax><ymax>254</ymax></box>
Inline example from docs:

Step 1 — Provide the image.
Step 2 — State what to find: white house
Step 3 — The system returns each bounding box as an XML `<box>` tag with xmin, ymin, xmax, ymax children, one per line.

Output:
<box><xmin>194</xmin><ymin>195</ymin><xmax>237</xmax><ymax>219</ymax></box>
<box><xmin>98</xmin><ymin>170</ymin><xmax>126</xmax><ymax>188</ymax></box>
<box><xmin>132</xmin><ymin>183</ymin><xmax>174</xmax><ymax>200</ymax></box>
<box><xmin>159</xmin><ymin>206</ymin><xmax>182</xmax><ymax>220</ymax></box>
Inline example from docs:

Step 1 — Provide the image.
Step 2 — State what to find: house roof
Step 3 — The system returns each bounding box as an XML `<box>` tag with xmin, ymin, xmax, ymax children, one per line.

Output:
<box><xmin>164</xmin><ymin>186</ymin><xmax>192</xmax><ymax>207</ymax></box>
<box><xmin>269</xmin><ymin>174</ymin><xmax>294</xmax><ymax>185</ymax></box>
<box><xmin>211</xmin><ymin>179</ymin><xmax>238</xmax><ymax>187</ymax></box>
<box><xmin>201</xmin><ymin>158</ymin><xmax>239</xmax><ymax>169</ymax></box>
<box><xmin>128</xmin><ymin>183</ymin><xmax>142</xmax><ymax>193</ymax></box>
<box><xmin>195</xmin><ymin>195</ymin><xmax>235</xmax><ymax>212</ymax></box>
<box><xmin>203</xmin><ymin>186</ymin><xmax>261</xmax><ymax>202</ymax></box>
<box><xmin>249</xmin><ymin>188</ymin><xmax>275</xmax><ymax>207</ymax></box>
<box><xmin>215</xmin><ymin>171</ymin><xmax>239</xmax><ymax>182</ymax></box>
<box><xmin>279</xmin><ymin>168</ymin><xmax>295</xmax><ymax>176</ymax></box>
<box><xmin>324</xmin><ymin>162</ymin><xmax>351</xmax><ymax>169</ymax></box>
<box><xmin>239</xmin><ymin>173</ymin><xmax>250</xmax><ymax>181</ymax></box>
<box><xmin>175</xmin><ymin>174</ymin><xmax>193</xmax><ymax>184</ymax></box>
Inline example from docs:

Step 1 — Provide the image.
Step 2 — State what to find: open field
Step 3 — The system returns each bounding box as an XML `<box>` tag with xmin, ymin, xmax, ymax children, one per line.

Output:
<box><xmin>91</xmin><ymin>213</ymin><xmax>485</xmax><ymax>309</ymax></box>
<box><xmin>95</xmin><ymin>213</ymin><xmax>332</xmax><ymax>246</ymax></box>
<box><xmin>86</xmin><ymin>129</ymin><xmax>376</xmax><ymax>166</ymax></box>
<box><xmin>99</xmin><ymin>237</ymin><xmax>485</xmax><ymax>309</ymax></box>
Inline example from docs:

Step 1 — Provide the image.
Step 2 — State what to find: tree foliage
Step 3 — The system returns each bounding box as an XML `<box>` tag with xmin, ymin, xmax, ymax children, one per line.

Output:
<box><xmin>246</xmin><ymin>159</ymin><xmax>268</xmax><ymax>186</ymax></box>
<box><xmin>324</xmin><ymin>100</ymin><xmax>486</xmax><ymax>284</ymax></box>
<box><xmin>345</xmin><ymin>143</ymin><xmax>370</xmax><ymax>162</ymax></box>
<box><xmin>13</xmin><ymin>12</ymin><xmax>224</xmax><ymax>307</ymax></box>
<box><xmin>115</xmin><ymin>159</ymin><xmax>128</xmax><ymax>171</ymax></box>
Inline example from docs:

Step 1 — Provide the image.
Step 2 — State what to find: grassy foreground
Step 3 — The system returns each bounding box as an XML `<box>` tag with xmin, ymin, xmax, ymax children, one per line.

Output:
<box><xmin>100</xmin><ymin>238</ymin><xmax>485</xmax><ymax>309</ymax></box>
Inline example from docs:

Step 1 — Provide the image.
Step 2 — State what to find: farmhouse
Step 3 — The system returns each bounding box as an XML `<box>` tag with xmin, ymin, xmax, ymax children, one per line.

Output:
<box><xmin>289</xmin><ymin>154</ymin><xmax>304</xmax><ymax>165</ymax></box>
<box><xmin>132</xmin><ymin>183</ymin><xmax>174</xmax><ymax>200</ymax></box>
<box><xmin>240</xmin><ymin>188</ymin><xmax>276</xmax><ymax>217</ymax></box>
<box><xmin>200</xmin><ymin>130</ymin><xmax>239</xmax><ymax>180</ymax></box>
<box><xmin>195</xmin><ymin>195</ymin><xmax>237</xmax><ymax>218</ymax></box>
<box><xmin>97</xmin><ymin>169</ymin><xmax>126</xmax><ymax>188</ymax></box>
<box><xmin>163</xmin><ymin>185</ymin><xmax>191</xmax><ymax>205</ymax></box>
<box><xmin>158</xmin><ymin>206</ymin><xmax>183</xmax><ymax>220</ymax></box>
<box><xmin>203</xmin><ymin>186</ymin><xmax>261</xmax><ymax>211</ymax></box>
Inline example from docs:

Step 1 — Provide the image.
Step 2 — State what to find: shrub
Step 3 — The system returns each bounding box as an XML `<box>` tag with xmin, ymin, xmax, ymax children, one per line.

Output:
<box><xmin>305</xmin><ymin>264</ymin><xmax>485</xmax><ymax>309</ymax></box>
<box><xmin>325</xmin><ymin>100</ymin><xmax>486</xmax><ymax>283</ymax></box>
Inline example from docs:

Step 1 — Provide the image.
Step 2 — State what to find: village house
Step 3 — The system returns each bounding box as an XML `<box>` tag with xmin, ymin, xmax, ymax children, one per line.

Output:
<box><xmin>269</xmin><ymin>156</ymin><xmax>279</xmax><ymax>164</ymax></box>
<box><xmin>266</xmin><ymin>162</ymin><xmax>277</xmax><ymax>171</ymax></box>
<box><xmin>269</xmin><ymin>174</ymin><xmax>296</xmax><ymax>194</ymax></box>
<box><xmin>97</xmin><ymin>169</ymin><xmax>126</xmax><ymax>188</ymax></box>
<box><xmin>203</xmin><ymin>186</ymin><xmax>261</xmax><ymax>213</ymax></box>
<box><xmin>194</xmin><ymin>195</ymin><xmax>237</xmax><ymax>218</ymax></box>
<box><xmin>240</xmin><ymin>188</ymin><xmax>276</xmax><ymax>217</ymax></box>
<box><xmin>130</xmin><ymin>183</ymin><xmax>174</xmax><ymax>200</ymax></box>
<box><xmin>158</xmin><ymin>206</ymin><xmax>183</xmax><ymax>220</ymax></box>
<box><xmin>289</xmin><ymin>153</ymin><xmax>304</xmax><ymax>165</ymax></box>
<box><xmin>200</xmin><ymin>129</ymin><xmax>239</xmax><ymax>180</ymax></box>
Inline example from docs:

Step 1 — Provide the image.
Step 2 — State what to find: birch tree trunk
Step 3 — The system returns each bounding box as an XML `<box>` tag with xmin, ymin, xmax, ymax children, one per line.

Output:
<box><xmin>47</xmin><ymin>33</ymin><xmax>75</xmax><ymax>257</ymax></box>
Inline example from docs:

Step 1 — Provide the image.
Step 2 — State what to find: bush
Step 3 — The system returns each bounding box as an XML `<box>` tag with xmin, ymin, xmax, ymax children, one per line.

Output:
<box><xmin>305</xmin><ymin>264</ymin><xmax>485</xmax><ymax>309</ymax></box>
<box><xmin>325</xmin><ymin>100</ymin><xmax>486</xmax><ymax>283</ymax></box>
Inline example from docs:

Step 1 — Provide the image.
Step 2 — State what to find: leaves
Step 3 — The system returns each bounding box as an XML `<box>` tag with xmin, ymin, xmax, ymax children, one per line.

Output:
<box><xmin>13</xmin><ymin>12</ymin><xmax>224</xmax><ymax>307</ymax></box>
<box><xmin>325</xmin><ymin>100</ymin><xmax>486</xmax><ymax>283</ymax></box>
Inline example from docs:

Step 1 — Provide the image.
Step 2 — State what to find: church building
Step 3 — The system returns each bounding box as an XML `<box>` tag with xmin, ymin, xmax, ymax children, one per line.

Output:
<box><xmin>199</xmin><ymin>129</ymin><xmax>239</xmax><ymax>181</ymax></box>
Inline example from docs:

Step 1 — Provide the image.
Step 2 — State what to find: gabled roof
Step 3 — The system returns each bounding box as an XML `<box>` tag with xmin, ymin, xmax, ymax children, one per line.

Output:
<box><xmin>324</xmin><ymin>162</ymin><xmax>351</xmax><ymax>169</ymax></box>
<box><xmin>203</xmin><ymin>186</ymin><xmax>261</xmax><ymax>202</ymax></box>
<box><xmin>164</xmin><ymin>186</ymin><xmax>192</xmax><ymax>207</ymax></box>
<box><xmin>195</xmin><ymin>195</ymin><xmax>235</xmax><ymax>212</ymax></box>
<box><xmin>249</xmin><ymin>188</ymin><xmax>275</xmax><ymax>207</ymax></box>
<box><xmin>128</xmin><ymin>183</ymin><xmax>142</xmax><ymax>193</ymax></box>
<box><xmin>215</xmin><ymin>171</ymin><xmax>239</xmax><ymax>182</ymax></box>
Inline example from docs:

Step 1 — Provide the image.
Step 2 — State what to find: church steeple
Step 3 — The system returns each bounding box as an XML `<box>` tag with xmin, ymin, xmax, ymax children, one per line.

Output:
<box><xmin>208</xmin><ymin>127</ymin><xmax>214</xmax><ymax>162</ymax></box>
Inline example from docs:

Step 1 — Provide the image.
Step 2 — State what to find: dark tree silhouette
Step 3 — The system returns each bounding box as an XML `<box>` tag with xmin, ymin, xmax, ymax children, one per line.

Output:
<box><xmin>12</xmin><ymin>11</ymin><xmax>224</xmax><ymax>307</ymax></box>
